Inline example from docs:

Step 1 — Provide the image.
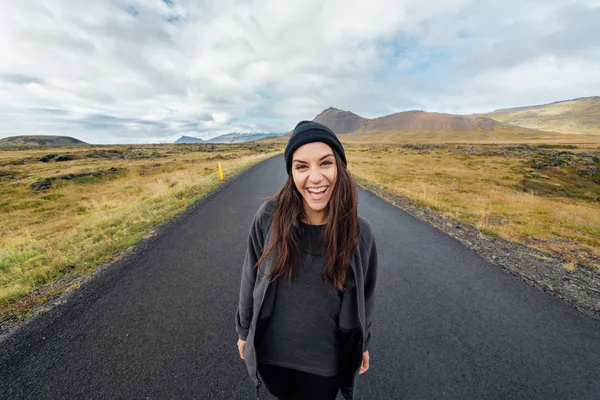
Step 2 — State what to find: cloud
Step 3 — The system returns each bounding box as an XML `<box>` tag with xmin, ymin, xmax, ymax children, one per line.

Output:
<box><xmin>440</xmin><ymin>55</ymin><xmax>600</xmax><ymax>113</ymax></box>
<box><xmin>0</xmin><ymin>0</ymin><xmax>599</xmax><ymax>143</ymax></box>
<box><xmin>0</xmin><ymin>74</ymin><xmax>44</xmax><ymax>85</ymax></box>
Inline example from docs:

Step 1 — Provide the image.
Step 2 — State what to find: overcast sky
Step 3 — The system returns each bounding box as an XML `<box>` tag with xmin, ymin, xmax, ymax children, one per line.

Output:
<box><xmin>1</xmin><ymin>0</ymin><xmax>599</xmax><ymax>144</ymax></box>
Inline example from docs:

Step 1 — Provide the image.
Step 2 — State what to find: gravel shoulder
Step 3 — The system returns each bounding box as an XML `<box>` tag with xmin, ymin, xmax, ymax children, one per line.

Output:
<box><xmin>356</xmin><ymin>181</ymin><xmax>600</xmax><ymax>321</ymax></box>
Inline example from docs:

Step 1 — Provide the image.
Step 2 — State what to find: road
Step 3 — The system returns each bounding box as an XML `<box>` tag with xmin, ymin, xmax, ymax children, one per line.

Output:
<box><xmin>1</xmin><ymin>154</ymin><xmax>599</xmax><ymax>399</ymax></box>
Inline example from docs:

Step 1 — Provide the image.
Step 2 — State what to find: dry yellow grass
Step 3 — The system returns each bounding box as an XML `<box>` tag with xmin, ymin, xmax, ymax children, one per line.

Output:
<box><xmin>339</xmin><ymin>129</ymin><xmax>600</xmax><ymax>146</ymax></box>
<box><xmin>346</xmin><ymin>143</ymin><xmax>600</xmax><ymax>269</ymax></box>
<box><xmin>0</xmin><ymin>143</ymin><xmax>281</xmax><ymax>318</ymax></box>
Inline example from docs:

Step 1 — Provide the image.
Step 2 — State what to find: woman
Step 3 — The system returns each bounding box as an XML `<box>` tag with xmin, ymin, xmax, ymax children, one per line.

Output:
<box><xmin>235</xmin><ymin>120</ymin><xmax>378</xmax><ymax>399</ymax></box>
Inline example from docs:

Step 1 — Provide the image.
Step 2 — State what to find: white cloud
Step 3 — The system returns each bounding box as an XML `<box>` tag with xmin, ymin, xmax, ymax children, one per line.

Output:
<box><xmin>211</xmin><ymin>112</ymin><xmax>231</xmax><ymax>125</ymax></box>
<box><xmin>0</xmin><ymin>0</ymin><xmax>599</xmax><ymax>143</ymax></box>
<box><xmin>439</xmin><ymin>55</ymin><xmax>600</xmax><ymax>113</ymax></box>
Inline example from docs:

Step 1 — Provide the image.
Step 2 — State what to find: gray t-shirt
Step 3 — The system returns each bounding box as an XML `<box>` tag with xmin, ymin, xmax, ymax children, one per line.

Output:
<box><xmin>256</xmin><ymin>221</ymin><xmax>342</xmax><ymax>377</ymax></box>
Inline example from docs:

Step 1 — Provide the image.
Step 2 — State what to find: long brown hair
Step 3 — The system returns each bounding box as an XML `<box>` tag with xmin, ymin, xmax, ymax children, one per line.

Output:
<box><xmin>255</xmin><ymin>150</ymin><xmax>359</xmax><ymax>292</ymax></box>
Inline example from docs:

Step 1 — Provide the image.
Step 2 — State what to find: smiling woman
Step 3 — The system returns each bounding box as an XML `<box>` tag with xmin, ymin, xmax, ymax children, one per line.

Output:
<box><xmin>235</xmin><ymin>121</ymin><xmax>378</xmax><ymax>400</ymax></box>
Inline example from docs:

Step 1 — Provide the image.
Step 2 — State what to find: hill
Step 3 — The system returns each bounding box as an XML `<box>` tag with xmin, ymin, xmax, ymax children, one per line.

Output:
<box><xmin>0</xmin><ymin>135</ymin><xmax>89</xmax><ymax>149</ymax></box>
<box><xmin>258</xmin><ymin>102</ymin><xmax>595</xmax><ymax>145</ymax></box>
<box><xmin>363</xmin><ymin>110</ymin><xmax>499</xmax><ymax>132</ymax></box>
<box><xmin>313</xmin><ymin>107</ymin><xmax>501</xmax><ymax>134</ymax></box>
<box><xmin>478</xmin><ymin>96</ymin><xmax>600</xmax><ymax>135</ymax></box>
<box><xmin>313</xmin><ymin>107</ymin><xmax>499</xmax><ymax>134</ymax></box>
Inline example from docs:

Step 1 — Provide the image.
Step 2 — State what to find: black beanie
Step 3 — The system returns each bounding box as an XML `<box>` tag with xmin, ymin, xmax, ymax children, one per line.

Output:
<box><xmin>284</xmin><ymin>120</ymin><xmax>347</xmax><ymax>175</ymax></box>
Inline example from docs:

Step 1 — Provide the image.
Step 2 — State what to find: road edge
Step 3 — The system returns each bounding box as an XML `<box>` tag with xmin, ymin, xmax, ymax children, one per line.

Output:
<box><xmin>0</xmin><ymin>153</ymin><xmax>281</xmax><ymax>343</ymax></box>
<box><xmin>355</xmin><ymin>180</ymin><xmax>600</xmax><ymax>322</ymax></box>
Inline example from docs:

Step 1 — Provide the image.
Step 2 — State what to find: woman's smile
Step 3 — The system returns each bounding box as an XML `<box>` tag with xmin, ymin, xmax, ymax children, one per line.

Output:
<box><xmin>306</xmin><ymin>186</ymin><xmax>329</xmax><ymax>201</ymax></box>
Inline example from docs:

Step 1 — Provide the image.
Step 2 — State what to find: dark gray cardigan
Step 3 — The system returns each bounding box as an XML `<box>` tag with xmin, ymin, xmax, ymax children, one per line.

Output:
<box><xmin>235</xmin><ymin>200</ymin><xmax>378</xmax><ymax>399</ymax></box>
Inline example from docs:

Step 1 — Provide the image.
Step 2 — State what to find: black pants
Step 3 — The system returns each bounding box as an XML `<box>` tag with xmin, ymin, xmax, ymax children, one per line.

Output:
<box><xmin>257</xmin><ymin>362</ymin><xmax>340</xmax><ymax>400</ymax></box>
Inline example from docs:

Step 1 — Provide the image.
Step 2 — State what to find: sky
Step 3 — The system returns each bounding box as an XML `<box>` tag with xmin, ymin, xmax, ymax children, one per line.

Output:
<box><xmin>1</xmin><ymin>0</ymin><xmax>599</xmax><ymax>144</ymax></box>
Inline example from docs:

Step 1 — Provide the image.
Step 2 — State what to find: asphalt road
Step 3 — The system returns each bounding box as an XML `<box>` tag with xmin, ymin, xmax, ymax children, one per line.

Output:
<box><xmin>1</xmin><ymin>154</ymin><xmax>599</xmax><ymax>399</ymax></box>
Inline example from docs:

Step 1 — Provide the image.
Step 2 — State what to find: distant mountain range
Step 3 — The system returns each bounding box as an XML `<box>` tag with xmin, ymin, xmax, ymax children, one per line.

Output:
<box><xmin>313</xmin><ymin>96</ymin><xmax>600</xmax><ymax>136</ymax></box>
<box><xmin>174</xmin><ymin>132</ymin><xmax>285</xmax><ymax>144</ymax></box>
<box><xmin>0</xmin><ymin>132</ymin><xmax>286</xmax><ymax>148</ymax></box>
<box><xmin>1</xmin><ymin>96</ymin><xmax>598</xmax><ymax>148</ymax></box>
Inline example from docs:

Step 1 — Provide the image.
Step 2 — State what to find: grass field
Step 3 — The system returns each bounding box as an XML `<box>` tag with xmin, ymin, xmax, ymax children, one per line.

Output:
<box><xmin>346</xmin><ymin>143</ymin><xmax>600</xmax><ymax>270</ymax></box>
<box><xmin>0</xmin><ymin>142</ymin><xmax>280</xmax><ymax>321</ymax></box>
<box><xmin>339</xmin><ymin>128</ymin><xmax>600</xmax><ymax>146</ymax></box>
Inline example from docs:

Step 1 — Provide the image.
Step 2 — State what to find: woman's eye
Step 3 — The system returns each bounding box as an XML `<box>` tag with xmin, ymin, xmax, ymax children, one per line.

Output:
<box><xmin>295</xmin><ymin>161</ymin><xmax>332</xmax><ymax>170</ymax></box>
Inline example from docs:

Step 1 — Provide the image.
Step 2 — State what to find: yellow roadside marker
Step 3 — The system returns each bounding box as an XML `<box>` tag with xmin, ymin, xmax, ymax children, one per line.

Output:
<box><xmin>218</xmin><ymin>162</ymin><xmax>224</xmax><ymax>180</ymax></box>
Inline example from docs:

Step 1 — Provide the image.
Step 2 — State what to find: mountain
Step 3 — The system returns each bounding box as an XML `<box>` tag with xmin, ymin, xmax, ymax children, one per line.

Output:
<box><xmin>477</xmin><ymin>96</ymin><xmax>600</xmax><ymax>135</ymax></box>
<box><xmin>206</xmin><ymin>132</ymin><xmax>285</xmax><ymax>143</ymax></box>
<box><xmin>313</xmin><ymin>107</ymin><xmax>369</xmax><ymax>133</ymax></box>
<box><xmin>364</xmin><ymin>110</ymin><xmax>499</xmax><ymax>132</ymax></box>
<box><xmin>175</xmin><ymin>135</ymin><xmax>204</xmax><ymax>143</ymax></box>
<box><xmin>175</xmin><ymin>132</ymin><xmax>285</xmax><ymax>144</ymax></box>
<box><xmin>0</xmin><ymin>135</ymin><xmax>89</xmax><ymax>148</ymax></box>
<box><xmin>256</xmin><ymin>97</ymin><xmax>600</xmax><ymax>145</ymax></box>
<box><xmin>314</xmin><ymin>107</ymin><xmax>501</xmax><ymax>134</ymax></box>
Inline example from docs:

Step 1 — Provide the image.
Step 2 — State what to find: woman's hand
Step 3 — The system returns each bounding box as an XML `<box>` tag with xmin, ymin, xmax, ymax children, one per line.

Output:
<box><xmin>359</xmin><ymin>350</ymin><xmax>370</xmax><ymax>374</ymax></box>
<box><xmin>237</xmin><ymin>338</ymin><xmax>246</xmax><ymax>360</ymax></box>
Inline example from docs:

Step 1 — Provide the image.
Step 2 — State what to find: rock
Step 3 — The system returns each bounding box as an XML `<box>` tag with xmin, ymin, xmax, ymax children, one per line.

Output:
<box><xmin>39</xmin><ymin>154</ymin><xmax>58</xmax><ymax>162</ymax></box>
<box><xmin>30</xmin><ymin>178</ymin><xmax>52</xmax><ymax>190</ymax></box>
<box><xmin>55</xmin><ymin>154</ymin><xmax>76</xmax><ymax>162</ymax></box>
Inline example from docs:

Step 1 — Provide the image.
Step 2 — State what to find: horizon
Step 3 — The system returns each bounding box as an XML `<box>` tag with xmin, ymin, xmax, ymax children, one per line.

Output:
<box><xmin>1</xmin><ymin>1</ymin><xmax>599</xmax><ymax>144</ymax></box>
<box><xmin>1</xmin><ymin>96</ymin><xmax>598</xmax><ymax>145</ymax></box>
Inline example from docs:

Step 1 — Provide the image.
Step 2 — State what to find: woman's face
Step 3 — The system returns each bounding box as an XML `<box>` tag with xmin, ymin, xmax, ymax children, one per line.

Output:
<box><xmin>291</xmin><ymin>142</ymin><xmax>338</xmax><ymax>218</ymax></box>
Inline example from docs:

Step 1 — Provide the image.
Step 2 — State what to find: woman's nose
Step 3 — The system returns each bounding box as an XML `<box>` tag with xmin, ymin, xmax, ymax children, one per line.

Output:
<box><xmin>309</xmin><ymin>167</ymin><xmax>323</xmax><ymax>182</ymax></box>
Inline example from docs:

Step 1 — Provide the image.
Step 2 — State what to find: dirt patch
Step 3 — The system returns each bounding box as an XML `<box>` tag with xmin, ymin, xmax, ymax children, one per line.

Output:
<box><xmin>356</xmin><ymin>181</ymin><xmax>600</xmax><ymax>321</ymax></box>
